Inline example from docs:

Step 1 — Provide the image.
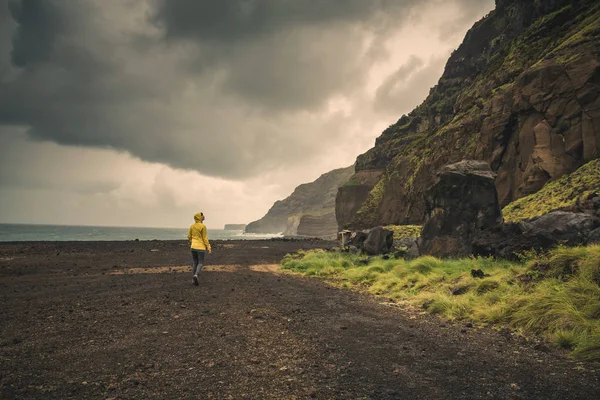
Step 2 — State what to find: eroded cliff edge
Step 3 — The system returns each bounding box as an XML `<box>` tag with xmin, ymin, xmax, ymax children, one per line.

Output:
<box><xmin>337</xmin><ymin>0</ymin><xmax>600</xmax><ymax>230</ymax></box>
<box><xmin>246</xmin><ymin>166</ymin><xmax>354</xmax><ymax>236</ymax></box>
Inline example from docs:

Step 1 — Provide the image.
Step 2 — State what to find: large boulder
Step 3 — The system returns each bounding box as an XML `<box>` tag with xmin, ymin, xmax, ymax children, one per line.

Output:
<box><xmin>519</xmin><ymin>211</ymin><xmax>598</xmax><ymax>242</ymax></box>
<box><xmin>472</xmin><ymin>211</ymin><xmax>600</xmax><ymax>259</ymax></box>
<box><xmin>472</xmin><ymin>223</ymin><xmax>556</xmax><ymax>260</ymax></box>
<box><xmin>362</xmin><ymin>226</ymin><xmax>394</xmax><ymax>255</ymax></box>
<box><xmin>419</xmin><ymin>160</ymin><xmax>503</xmax><ymax>258</ymax></box>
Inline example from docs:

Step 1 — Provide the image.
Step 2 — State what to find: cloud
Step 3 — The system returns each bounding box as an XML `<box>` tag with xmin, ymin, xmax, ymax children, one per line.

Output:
<box><xmin>0</xmin><ymin>0</ymin><xmax>494</xmax><ymax>181</ymax></box>
<box><xmin>0</xmin><ymin>0</ymin><xmax>496</xmax><ymax>226</ymax></box>
<box><xmin>0</xmin><ymin>127</ymin><xmax>361</xmax><ymax>228</ymax></box>
<box><xmin>0</xmin><ymin>128</ymin><xmax>286</xmax><ymax>227</ymax></box>
<box><xmin>374</xmin><ymin>55</ymin><xmax>448</xmax><ymax>115</ymax></box>
<box><xmin>8</xmin><ymin>0</ymin><xmax>63</xmax><ymax>66</ymax></box>
<box><xmin>151</xmin><ymin>0</ymin><xmax>426</xmax><ymax>111</ymax></box>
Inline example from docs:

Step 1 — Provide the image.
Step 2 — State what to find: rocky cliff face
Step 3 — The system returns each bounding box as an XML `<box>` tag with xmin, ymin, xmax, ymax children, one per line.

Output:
<box><xmin>337</xmin><ymin>0</ymin><xmax>600</xmax><ymax>230</ymax></box>
<box><xmin>296</xmin><ymin>213</ymin><xmax>338</xmax><ymax>239</ymax></box>
<box><xmin>246</xmin><ymin>166</ymin><xmax>354</xmax><ymax>235</ymax></box>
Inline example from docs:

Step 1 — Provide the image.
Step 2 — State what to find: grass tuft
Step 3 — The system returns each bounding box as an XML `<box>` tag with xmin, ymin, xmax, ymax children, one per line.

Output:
<box><xmin>281</xmin><ymin>245</ymin><xmax>600</xmax><ymax>360</ymax></box>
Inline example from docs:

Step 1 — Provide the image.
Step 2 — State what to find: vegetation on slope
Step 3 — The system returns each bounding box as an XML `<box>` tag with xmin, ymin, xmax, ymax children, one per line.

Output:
<box><xmin>344</xmin><ymin>0</ymin><xmax>600</xmax><ymax>228</ymax></box>
<box><xmin>282</xmin><ymin>245</ymin><xmax>600</xmax><ymax>361</ymax></box>
<box><xmin>503</xmin><ymin>159</ymin><xmax>600</xmax><ymax>222</ymax></box>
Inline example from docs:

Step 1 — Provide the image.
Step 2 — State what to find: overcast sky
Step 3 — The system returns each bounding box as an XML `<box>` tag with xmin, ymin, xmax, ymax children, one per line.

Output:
<box><xmin>0</xmin><ymin>0</ymin><xmax>494</xmax><ymax>229</ymax></box>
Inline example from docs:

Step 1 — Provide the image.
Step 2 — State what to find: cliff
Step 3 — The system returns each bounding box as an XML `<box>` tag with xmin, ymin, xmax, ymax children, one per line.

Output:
<box><xmin>296</xmin><ymin>213</ymin><xmax>338</xmax><ymax>239</ymax></box>
<box><xmin>246</xmin><ymin>165</ymin><xmax>354</xmax><ymax>235</ymax></box>
<box><xmin>337</xmin><ymin>0</ymin><xmax>600</xmax><ymax>230</ymax></box>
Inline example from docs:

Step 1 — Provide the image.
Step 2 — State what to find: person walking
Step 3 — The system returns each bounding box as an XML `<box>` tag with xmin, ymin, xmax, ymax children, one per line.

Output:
<box><xmin>188</xmin><ymin>212</ymin><xmax>211</xmax><ymax>286</ymax></box>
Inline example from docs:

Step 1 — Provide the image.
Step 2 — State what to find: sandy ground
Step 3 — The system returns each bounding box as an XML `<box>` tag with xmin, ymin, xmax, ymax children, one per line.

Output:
<box><xmin>0</xmin><ymin>239</ymin><xmax>599</xmax><ymax>399</ymax></box>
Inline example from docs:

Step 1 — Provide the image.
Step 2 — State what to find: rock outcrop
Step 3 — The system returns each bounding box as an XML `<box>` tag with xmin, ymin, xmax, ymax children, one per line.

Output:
<box><xmin>415</xmin><ymin>160</ymin><xmax>600</xmax><ymax>259</ymax></box>
<box><xmin>419</xmin><ymin>161</ymin><xmax>502</xmax><ymax>258</ymax></box>
<box><xmin>246</xmin><ymin>166</ymin><xmax>354</xmax><ymax>236</ymax></box>
<box><xmin>472</xmin><ymin>211</ymin><xmax>600</xmax><ymax>259</ymax></box>
<box><xmin>296</xmin><ymin>213</ymin><xmax>338</xmax><ymax>239</ymax></box>
<box><xmin>336</xmin><ymin>0</ymin><xmax>600</xmax><ymax>230</ymax></box>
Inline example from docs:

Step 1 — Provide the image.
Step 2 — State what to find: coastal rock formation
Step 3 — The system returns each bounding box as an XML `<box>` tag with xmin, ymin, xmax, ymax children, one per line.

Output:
<box><xmin>417</xmin><ymin>160</ymin><xmax>600</xmax><ymax>259</ymax></box>
<box><xmin>296</xmin><ymin>213</ymin><xmax>338</xmax><ymax>239</ymax></box>
<box><xmin>246</xmin><ymin>166</ymin><xmax>354</xmax><ymax>236</ymax></box>
<box><xmin>419</xmin><ymin>161</ymin><xmax>502</xmax><ymax>258</ymax></box>
<box><xmin>336</xmin><ymin>0</ymin><xmax>600</xmax><ymax>230</ymax></box>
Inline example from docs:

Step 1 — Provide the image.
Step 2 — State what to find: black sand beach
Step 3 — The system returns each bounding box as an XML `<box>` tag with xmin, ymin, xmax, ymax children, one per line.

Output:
<box><xmin>1</xmin><ymin>239</ymin><xmax>599</xmax><ymax>399</ymax></box>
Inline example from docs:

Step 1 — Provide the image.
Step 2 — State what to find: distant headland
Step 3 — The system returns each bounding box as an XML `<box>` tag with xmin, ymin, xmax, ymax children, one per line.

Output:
<box><xmin>224</xmin><ymin>224</ymin><xmax>247</xmax><ymax>231</ymax></box>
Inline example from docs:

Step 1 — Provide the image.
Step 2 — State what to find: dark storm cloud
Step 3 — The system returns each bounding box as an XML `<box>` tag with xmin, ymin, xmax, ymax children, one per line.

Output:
<box><xmin>8</xmin><ymin>0</ymin><xmax>62</xmax><ymax>66</ymax></box>
<box><xmin>0</xmin><ymin>0</ymin><xmax>495</xmax><ymax>180</ymax></box>
<box><xmin>154</xmin><ymin>0</ymin><xmax>409</xmax><ymax>43</ymax></box>
<box><xmin>154</xmin><ymin>0</ymin><xmax>494</xmax><ymax>111</ymax></box>
<box><xmin>152</xmin><ymin>0</ymin><xmax>426</xmax><ymax>111</ymax></box>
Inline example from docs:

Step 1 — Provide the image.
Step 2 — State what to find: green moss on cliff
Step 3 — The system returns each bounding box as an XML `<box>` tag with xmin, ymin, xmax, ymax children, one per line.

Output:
<box><xmin>355</xmin><ymin>177</ymin><xmax>387</xmax><ymax>223</ymax></box>
<box><xmin>553</xmin><ymin>3</ymin><xmax>600</xmax><ymax>52</ymax></box>
<box><xmin>404</xmin><ymin>156</ymin><xmax>426</xmax><ymax>191</ymax></box>
<box><xmin>384</xmin><ymin>225</ymin><xmax>422</xmax><ymax>240</ymax></box>
<box><xmin>342</xmin><ymin>175</ymin><xmax>361</xmax><ymax>188</ymax></box>
<box><xmin>501</xmin><ymin>5</ymin><xmax>573</xmax><ymax>74</ymax></box>
<box><xmin>503</xmin><ymin>159</ymin><xmax>600</xmax><ymax>222</ymax></box>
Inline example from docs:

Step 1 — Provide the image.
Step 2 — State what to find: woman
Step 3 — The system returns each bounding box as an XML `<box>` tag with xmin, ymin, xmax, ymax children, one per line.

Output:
<box><xmin>187</xmin><ymin>212</ymin><xmax>211</xmax><ymax>286</ymax></box>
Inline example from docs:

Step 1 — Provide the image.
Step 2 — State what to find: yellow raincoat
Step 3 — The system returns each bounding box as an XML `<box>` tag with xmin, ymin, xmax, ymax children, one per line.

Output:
<box><xmin>188</xmin><ymin>212</ymin><xmax>211</xmax><ymax>251</ymax></box>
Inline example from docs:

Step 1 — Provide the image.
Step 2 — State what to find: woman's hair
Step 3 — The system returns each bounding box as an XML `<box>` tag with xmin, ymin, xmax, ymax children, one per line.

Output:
<box><xmin>194</xmin><ymin>212</ymin><xmax>205</xmax><ymax>222</ymax></box>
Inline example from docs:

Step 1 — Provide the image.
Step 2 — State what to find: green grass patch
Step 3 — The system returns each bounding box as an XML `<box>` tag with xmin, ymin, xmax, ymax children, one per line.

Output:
<box><xmin>281</xmin><ymin>245</ymin><xmax>600</xmax><ymax>360</ymax></box>
<box><xmin>503</xmin><ymin>159</ymin><xmax>600</xmax><ymax>222</ymax></box>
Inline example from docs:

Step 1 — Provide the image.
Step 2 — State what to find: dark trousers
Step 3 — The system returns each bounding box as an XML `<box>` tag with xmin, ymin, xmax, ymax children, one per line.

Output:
<box><xmin>191</xmin><ymin>250</ymin><xmax>206</xmax><ymax>275</ymax></box>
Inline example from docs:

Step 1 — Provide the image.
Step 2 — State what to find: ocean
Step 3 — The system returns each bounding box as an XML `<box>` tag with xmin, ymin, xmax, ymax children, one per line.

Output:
<box><xmin>0</xmin><ymin>223</ymin><xmax>282</xmax><ymax>242</ymax></box>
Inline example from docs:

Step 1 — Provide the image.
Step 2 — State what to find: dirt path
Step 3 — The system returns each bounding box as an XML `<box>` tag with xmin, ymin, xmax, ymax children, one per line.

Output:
<box><xmin>0</xmin><ymin>240</ymin><xmax>599</xmax><ymax>399</ymax></box>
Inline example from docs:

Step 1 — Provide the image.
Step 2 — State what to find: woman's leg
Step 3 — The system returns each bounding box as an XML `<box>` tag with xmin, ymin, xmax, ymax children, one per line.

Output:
<box><xmin>195</xmin><ymin>250</ymin><xmax>206</xmax><ymax>273</ymax></box>
<box><xmin>191</xmin><ymin>250</ymin><xmax>199</xmax><ymax>275</ymax></box>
